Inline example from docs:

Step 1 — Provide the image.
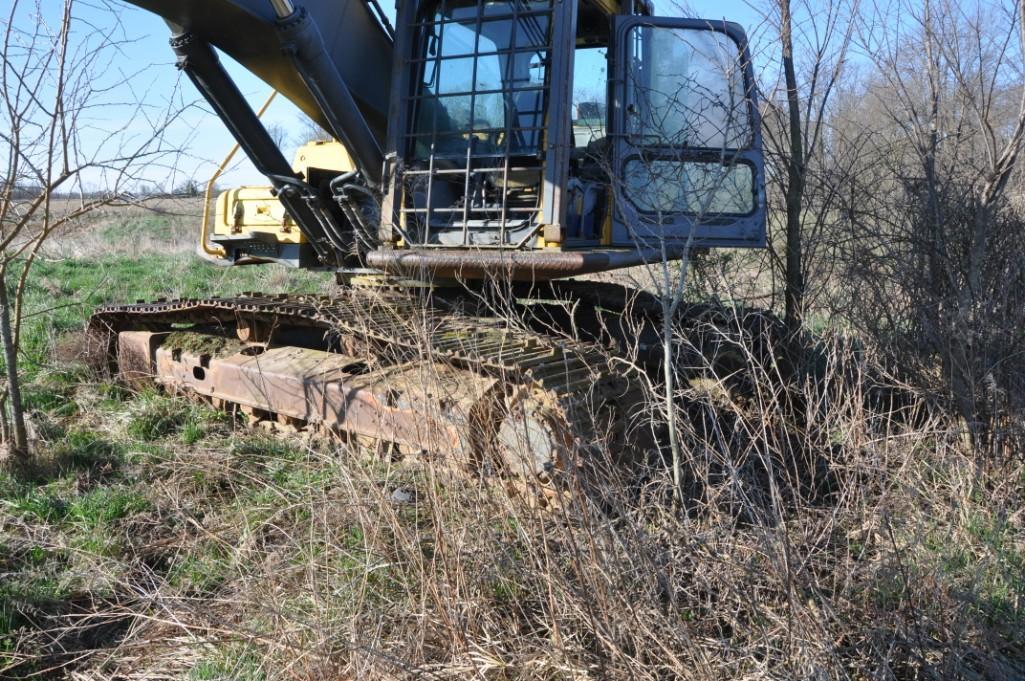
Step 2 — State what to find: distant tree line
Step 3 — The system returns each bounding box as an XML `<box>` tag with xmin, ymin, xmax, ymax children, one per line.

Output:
<box><xmin>0</xmin><ymin>180</ymin><xmax>210</xmax><ymax>201</ymax></box>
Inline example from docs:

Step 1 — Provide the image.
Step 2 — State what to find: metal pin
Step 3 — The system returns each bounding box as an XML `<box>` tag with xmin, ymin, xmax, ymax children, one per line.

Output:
<box><xmin>269</xmin><ymin>0</ymin><xmax>296</xmax><ymax>19</ymax></box>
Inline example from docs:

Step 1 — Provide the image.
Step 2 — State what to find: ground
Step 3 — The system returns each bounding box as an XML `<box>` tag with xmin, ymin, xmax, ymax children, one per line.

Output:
<box><xmin>0</xmin><ymin>200</ymin><xmax>1023</xmax><ymax>679</ymax></box>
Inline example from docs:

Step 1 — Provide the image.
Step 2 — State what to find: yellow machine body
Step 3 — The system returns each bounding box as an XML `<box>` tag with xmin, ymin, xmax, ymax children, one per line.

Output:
<box><xmin>212</xmin><ymin>140</ymin><xmax>355</xmax><ymax>250</ymax></box>
<box><xmin>214</xmin><ymin>187</ymin><xmax>301</xmax><ymax>244</ymax></box>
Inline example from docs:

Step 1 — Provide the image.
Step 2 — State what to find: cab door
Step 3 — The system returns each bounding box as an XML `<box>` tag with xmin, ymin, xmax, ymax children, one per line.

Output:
<box><xmin>610</xmin><ymin>17</ymin><xmax>765</xmax><ymax>248</ymax></box>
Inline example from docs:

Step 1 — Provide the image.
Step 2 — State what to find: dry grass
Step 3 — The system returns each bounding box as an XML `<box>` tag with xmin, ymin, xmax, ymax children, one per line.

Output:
<box><xmin>39</xmin><ymin>198</ymin><xmax>204</xmax><ymax>260</ymax></box>
<box><xmin>3</xmin><ymin>312</ymin><xmax>1023</xmax><ymax>680</ymax></box>
<box><xmin>0</xmin><ymin>204</ymin><xmax>1022</xmax><ymax>679</ymax></box>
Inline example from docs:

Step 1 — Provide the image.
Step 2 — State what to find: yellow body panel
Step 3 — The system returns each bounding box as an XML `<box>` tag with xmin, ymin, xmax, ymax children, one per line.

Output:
<box><xmin>212</xmin><ymin>140</ymin><xmax>355</xmax><ymax>248</ymax></box>
<box><xmin>214</xmin><ymin>186</ymin><xmax>303</xmax><ymax>244</ymax></box>
<box><xmin>293</xmin><ymin>139</ymin><xmax>356</xmax><ymax>174</ymax></box>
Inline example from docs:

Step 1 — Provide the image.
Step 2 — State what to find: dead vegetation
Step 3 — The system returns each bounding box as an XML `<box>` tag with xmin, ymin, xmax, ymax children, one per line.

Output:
<box><xmin>1</xmin><ymin>299</ymin><xmax>1023</xmax><ymax>679</ymax></box>
<box><xmin>2</xmin><ymin>0</ymin><xmax>1024</xmax><ymax>678</ymax></box>
<box><xmin>38</xmin><ymin>199</ymin><xmax>206</xmax><ymax>261</ymax></box>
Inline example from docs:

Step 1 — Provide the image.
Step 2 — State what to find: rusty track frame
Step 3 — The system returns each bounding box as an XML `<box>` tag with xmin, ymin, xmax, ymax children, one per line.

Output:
<box><xmin>119</xmin><ymin>330</ymin><xmax>497</xmax><ymax>459</ymax></box>
<box><xmin>92</xmin><ymin>289</ymin><xmax>641</xmax><ymax>477</ymax></box>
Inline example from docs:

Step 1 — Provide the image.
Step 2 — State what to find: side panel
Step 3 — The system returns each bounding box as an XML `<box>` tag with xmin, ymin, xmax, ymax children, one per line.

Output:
<box><xmin>215</xmin><ymin>187</ymin><xmax>304</xmax><ymax>243</ymax></box>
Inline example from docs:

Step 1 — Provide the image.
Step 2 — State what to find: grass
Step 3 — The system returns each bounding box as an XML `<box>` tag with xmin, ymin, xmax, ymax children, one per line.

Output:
<box><xmin>3</xmin><ymin>344</ymin><xmax>1023</xmax><ymax>680</ymax></box>
<box><xmin>167</xmin><ymin>543</ymin><xmax>234</xmax><ymax>593</ymax></box>
<box><xmin>98</xmin><ymin>212</ymin><xmax>190</xmax><ymax>244</ymax></box>
<box><xmin>18</xmin><ymin>253</ymin><xmax>325</xmax><ymax>373</ymax></box>
<box><xmin>0</xmin><ymin>202</ymin><xmax>1022</xmax><ymax>678</ymax></box>
<box><xmin>189</xmin><ymin>644</ymin><xmax>267</xmax><ymax>681</ymax></box>
<box><xmin>14</xmin><ymin>203</ymin><xmax>328</xmax><ymax>382</ymax></box>
<box><xmin>126</xmin><ymin>392</ymin><xmax>199</xmax><ymax>441</ymax></box>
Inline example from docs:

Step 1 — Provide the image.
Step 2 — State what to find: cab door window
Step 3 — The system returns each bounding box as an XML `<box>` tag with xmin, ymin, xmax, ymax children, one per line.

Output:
<box><xmin>621</xmin><ymin>24</ymin><xmax>757</xmax><ymax>219</ymax></box>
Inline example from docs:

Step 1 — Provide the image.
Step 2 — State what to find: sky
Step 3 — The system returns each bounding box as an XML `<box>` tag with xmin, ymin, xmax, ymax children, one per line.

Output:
<box><xmin>32</xmin><ymin>0</ymin><xmax>769</xmax><ymax>189</ymax></box>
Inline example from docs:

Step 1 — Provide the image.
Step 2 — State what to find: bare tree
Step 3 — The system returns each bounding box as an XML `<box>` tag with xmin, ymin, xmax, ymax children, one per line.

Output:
<box><xmin>755</xmin><ymin>0</ymin><xmax>859</xmax><ymax>337</ymax></box>
<box><xmin>778</xmin><ymin>0</ymin><xmax>805</xmax><ymax>332</ymax></box>
<box><xmin>604</xmin><ymin>24</ymin><xmax>762</xmax><ymax>503</ymax></box>
<box><xmin>835</xmin><ymin>0</ymin><xmax>1025</xmax><ymax>451</ymax></box>
<box><xmin>294</xmin><ymin>114</ymin><xmax>330</xmax><ymax>147</ymax></box>
<box><xmin>0</xmin><ymin>0</ymin><xmax>185</xmax><ymax>468</ymax></box>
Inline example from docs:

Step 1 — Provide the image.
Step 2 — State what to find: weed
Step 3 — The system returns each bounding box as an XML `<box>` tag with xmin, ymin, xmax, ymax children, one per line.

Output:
<box><xmin>181</xmin><ymin>422</ymin><xmax>206</xmax><ymax>445</ymax></box>
<box><xmin>0</xmin><ymin>599</ymin><xmax>14</xmax><ymax>639</ymax></box>
<box><xmin>7</xmin><ymin>489</ymin><xmax>69</xmax><ymax>523</ymax></box>
<box><xmin>127</xmin><ymin>394</ymin><xmax>195</xmax><ymax>441</ymax></box>
<box><xmin>168</xmin><ymin>544</ymin><xmax>233</xmax><ymax>594</ymax></box>
<box><xmin>52</xmin><ymin>430</ymin><xmax>123</xmax><ymax>474</ymax></box>
<box><xmin>230</xmin><ymin>435</ymin><xmax>304</xmax><ymax>462</ymax></box>
<box><xmin>164</xmin><ymin>330</ymin><xmax>242</xmax><ymax>358</ymax></box>
<box><xmin>22</xmin><ymin>366</ymin><xmax>89</xmax><ymax>418</ymax></box>
<box><xmin>189</xmin><ymin>644</ymin><xmax>266</xmax><ymax>681</ymax></box>
<box><xmin>66</xmin><ymin>487</ymin><xmax>149</xmax><ymax>528</ymax></box>
<box><xmin>490</xmin><ymin>577</ymin><xmax>522</xmax><ymax>605</ymax></box>
<box><xmin>98</xmin><ymin>380</ymin><xmax>131</xmax><ymax>404</ymax></box>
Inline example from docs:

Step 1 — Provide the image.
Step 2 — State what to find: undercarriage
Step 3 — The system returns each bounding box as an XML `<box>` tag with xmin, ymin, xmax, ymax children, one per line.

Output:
<box><xmin>89</xmin><ymin>284</ymin><xmax>648</xmax><ymax>479</ymax></box>
<box><xmin>88</xmin><ymin>282</ymin><xmax>784</xmax><ymax>481</ymax></box>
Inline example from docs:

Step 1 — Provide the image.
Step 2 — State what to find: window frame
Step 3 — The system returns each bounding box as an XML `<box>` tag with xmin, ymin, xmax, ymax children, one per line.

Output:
<box><xmin>621</xmin><ymin>152</ymin><xmax>759</xmax><ymax>218</ymax></box>
<box><xmin>407</xmin><ymin>0</ymin><xmax>555</xmax><ymax>160</ymax></box>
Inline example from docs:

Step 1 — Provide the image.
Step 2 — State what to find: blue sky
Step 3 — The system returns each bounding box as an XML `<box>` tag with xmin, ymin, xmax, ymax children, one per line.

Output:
<box><xmin>49</xmin><ymin>0</ymin><xmax>769</xmax><ymax>188</ymax></box>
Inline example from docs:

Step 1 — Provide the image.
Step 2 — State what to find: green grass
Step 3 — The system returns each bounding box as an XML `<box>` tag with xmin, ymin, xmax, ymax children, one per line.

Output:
<box><xmin>22</xmin><ymin>367</ymin><xmax>88</xmax><ymax>418</ymax></box>
<box><xmin>181</xmin><ymin>422</ymin><xmax>206</xmax><ymax>445</ymax></box>
<box><xmin>910</xmin><ymin>492</ymin><xmax>1025</xmax><ymax>630</ymax></box>
<box><xmin>168</xmin><ymin>544</ymin><xmax>234</xmax><ymax>594</ymax></box>
<box><xmin>0</xmin><ymin>358</ymin><xmax>331</xmax><ymax>674</ymax></box>
<box><xmin>15</xmin><ymin>243</ymin><xmax>328</xmax><ymax>381</ymax></box>
<box><xmin>51</xmin><ymin>430</ymin><xmax>123</xmax><ymax>473</ymax></box>
<box><xmin>126</xmin><ymin>393</ymin><xmax>197</xmax><ymax>441</ymax></box>
<box><xmin>0</xmin><ymin>215</ymin><xmax>319</xmax><ymax>673</ymax></box>
<box><xmin>98</xmin><ymin>213</ymin><xmax>186</xmax><ymax>244</ymax></box>
<box><xmin>2</xmin><ymin>474</ymin><xmax>146</xmax><ymax>528</ymax></box>
<box><xmin>66</xmin><ymin>487</ymin><xmax>150</xmax><ymax>528</ymax></box>
<box><xmin>189</xmin><ymin>644</ymin><xmax>266</xmax><ymax>681</ymax></box>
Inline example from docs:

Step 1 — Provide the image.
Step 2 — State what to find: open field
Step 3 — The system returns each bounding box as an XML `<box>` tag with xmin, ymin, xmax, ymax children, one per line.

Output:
<box><xmin>0</xmin><ymin>202</ymin><xmax>1023</xmax><ymax>679</ymax></box>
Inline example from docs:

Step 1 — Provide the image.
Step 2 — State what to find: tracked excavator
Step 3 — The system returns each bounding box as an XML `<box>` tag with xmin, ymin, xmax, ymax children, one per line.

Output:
<box><xmin>91</xmin><ymin>0</ymin><xmax>768</xmax><ymax>477</ymax></box>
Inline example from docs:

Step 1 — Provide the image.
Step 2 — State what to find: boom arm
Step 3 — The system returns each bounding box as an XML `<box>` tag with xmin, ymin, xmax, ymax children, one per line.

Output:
<box><xmin>124</xmin><ymin>0</ymin><xmax>395</xmax><ymax>266</ymax></box>
<box><xmin>126</xmin><ymin>0</ymin><xmax>393</xmax><ymax>146</ymax></box>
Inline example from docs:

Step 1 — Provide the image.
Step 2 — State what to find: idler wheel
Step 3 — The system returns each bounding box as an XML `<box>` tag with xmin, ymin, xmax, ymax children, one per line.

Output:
<box><xmin>495</xmin><ymin>387</ymin><xmax>575</xmax><ymax>480</ymax></box>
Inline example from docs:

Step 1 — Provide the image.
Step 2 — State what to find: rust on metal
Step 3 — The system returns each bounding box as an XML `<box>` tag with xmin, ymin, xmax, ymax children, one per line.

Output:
<box><xmin>93</xmin><ymin>289</ymin><xmax>644</xmax><ymax>478</ymax></box>
<box><xmin>120</xmin><ymin>330</ymin><xmax>497</xmax><ymax>459</ymax></box>
<box><xmin>365</xmin><ymin>246</ymin><xmax>695</xmax><ymax>281</ymax></box>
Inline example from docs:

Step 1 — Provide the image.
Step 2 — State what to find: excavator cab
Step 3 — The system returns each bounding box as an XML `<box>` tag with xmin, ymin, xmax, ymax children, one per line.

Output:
<box><xmin>126</xmin><ymin>0</ymin><xmax>764</xmax><ymax>280</ymax></box>
<box><xmin>380</xmin><ymin>0</ymin><xmax>765</xmax><ymax>272</ymax></box>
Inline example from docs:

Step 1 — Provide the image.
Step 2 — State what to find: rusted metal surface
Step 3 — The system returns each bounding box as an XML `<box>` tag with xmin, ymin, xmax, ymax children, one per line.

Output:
<box><xmin>365</xmin><ymin>246</ymin><xmax>697</xmax><ymax>281</ymax></box>
<box><xmin>94</xmin><ymin>289</ymin><xmax>642</xmax><ymax>477</ymax></box>
<box><xmin>120</xmin><ymin>330</ymin><xmax>496</xmax><ymax>457</ymax></box>
<box><xmin>94</xmin><ymin>285</ymin><xmax>781</xmax><ymax>478</ymax></box>
<box><xmin>118</xmin><ymin>331</ymin><xmax>167</xmax><ymax>390</ymax></box>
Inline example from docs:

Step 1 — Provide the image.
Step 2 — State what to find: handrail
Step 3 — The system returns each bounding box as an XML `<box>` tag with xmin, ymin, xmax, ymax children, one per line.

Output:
<box><xmin>200</xmin><ymin>90</ymin><xmax>279</xmax><ymax>258</ymax></box>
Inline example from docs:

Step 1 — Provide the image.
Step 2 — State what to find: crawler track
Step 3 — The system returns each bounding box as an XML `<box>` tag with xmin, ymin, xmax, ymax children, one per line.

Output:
<box><xmin>89</xmin><ymin>287</ymin><xmax>645</xmax><ymax>478</ymax></box>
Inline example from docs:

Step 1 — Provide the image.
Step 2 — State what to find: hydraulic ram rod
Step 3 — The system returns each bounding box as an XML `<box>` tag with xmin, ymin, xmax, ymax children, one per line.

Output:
<box><xmin>270</xmin><ymin>1</ymin><xmax>385</xmax><ymax>185</ymax></box>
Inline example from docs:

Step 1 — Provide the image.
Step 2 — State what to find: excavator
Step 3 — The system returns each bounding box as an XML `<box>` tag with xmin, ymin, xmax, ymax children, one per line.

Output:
<box><xmin>90</xmin><ymin>0</ymin><xmax>766</xmax><ymax>477</ymax></box>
